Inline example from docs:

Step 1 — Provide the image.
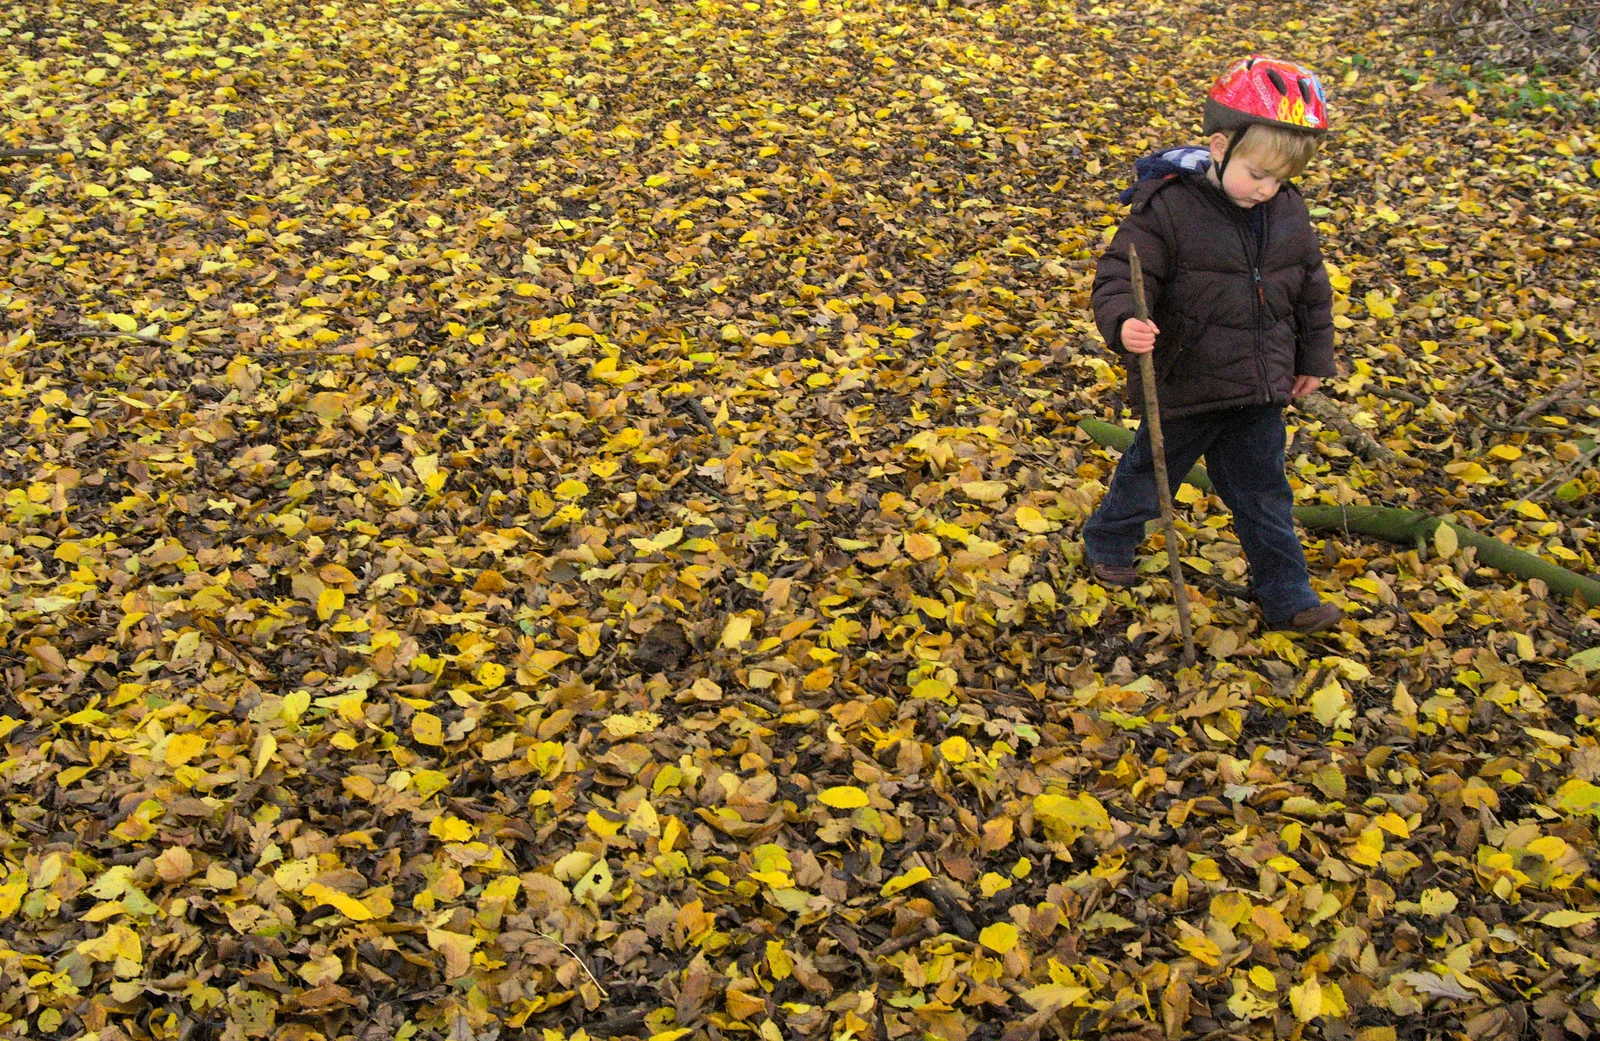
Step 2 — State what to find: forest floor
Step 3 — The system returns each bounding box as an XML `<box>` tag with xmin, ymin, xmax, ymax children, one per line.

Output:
<box><xmin>2</xmin><ymin>0</ymin><xmax>1600</xmax><ymax>1039</ymax></box>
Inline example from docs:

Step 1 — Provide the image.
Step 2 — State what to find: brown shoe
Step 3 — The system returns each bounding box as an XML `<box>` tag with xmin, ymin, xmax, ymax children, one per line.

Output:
<box><xmin>1276</xmin><ymin>601</ymin><xmax>1343</xmax><ymax>634</ymax></box>
<box><xmin>1089</xmin><ymin>561</ymin><xmax>1139</xmax><ymax>588</ymax></box>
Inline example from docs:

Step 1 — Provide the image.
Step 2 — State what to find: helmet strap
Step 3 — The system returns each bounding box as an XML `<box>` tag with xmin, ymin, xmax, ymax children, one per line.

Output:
<box><xmin>1216</xmin><ymin>126</ymin><xmax>1249</xmax><ymax>183</ymax></box>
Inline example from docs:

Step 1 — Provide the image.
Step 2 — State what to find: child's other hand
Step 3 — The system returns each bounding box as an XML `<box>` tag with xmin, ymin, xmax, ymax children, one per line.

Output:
<box><xmin>1120</xmin><ymin>317</ymin><xmax>1159</xmax><ymax>354</ymax></box>
<box><xmin>1291</xmin><ymin>375</ymin><xmax>1322</xmax><ymax>397</ymax></box>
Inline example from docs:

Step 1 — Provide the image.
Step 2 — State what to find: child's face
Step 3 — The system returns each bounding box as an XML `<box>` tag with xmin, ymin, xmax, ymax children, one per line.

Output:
<box><xmin>1207</xmin><ymin>133</ymin><xmax>1290</xmax><ymax>208</ymax></box>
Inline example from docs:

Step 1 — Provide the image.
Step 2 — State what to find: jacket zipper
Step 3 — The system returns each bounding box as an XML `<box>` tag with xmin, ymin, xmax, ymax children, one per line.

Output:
<box><xmin>1199</xmin><ymin>180</ymin><xmax>1281</xmax><ymax>405</ymax></box>
<box><xmin>1237</xmin><ymin>207</ymin><xmax>1272</xmax><ymax>404</ymax></box>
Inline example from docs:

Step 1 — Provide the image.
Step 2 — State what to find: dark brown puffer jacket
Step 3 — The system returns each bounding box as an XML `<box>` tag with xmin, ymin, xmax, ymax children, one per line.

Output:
<box><xmin>1092</xmin><ymin>172</ymin><xmax>1336</xmax><ymax>419</ymax></box>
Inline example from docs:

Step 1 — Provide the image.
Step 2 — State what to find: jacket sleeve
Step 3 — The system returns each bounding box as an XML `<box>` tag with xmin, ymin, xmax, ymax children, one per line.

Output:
<box><xmin>1294</xmin><ymin>223</ymin><xmax>1337</xmax><ymax>378</ymax></box>
<box><xmin>1092</xmin><ymin>202</ymin><xmax>1173</xmax><ymax>354</ymax></box>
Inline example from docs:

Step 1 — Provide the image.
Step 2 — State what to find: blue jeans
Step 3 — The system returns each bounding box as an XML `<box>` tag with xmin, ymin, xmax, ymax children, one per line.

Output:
<box><xmin>1082</xmin><ymin>404</ymin><xmax>1320</xmax><ymax>624</ymax></box>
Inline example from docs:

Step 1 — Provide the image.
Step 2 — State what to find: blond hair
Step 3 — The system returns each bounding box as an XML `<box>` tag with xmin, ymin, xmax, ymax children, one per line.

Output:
<box><xmin>1232</xmin><ymin>123</ymin><xmax>1320</xmax><ymax>178</ymax></box>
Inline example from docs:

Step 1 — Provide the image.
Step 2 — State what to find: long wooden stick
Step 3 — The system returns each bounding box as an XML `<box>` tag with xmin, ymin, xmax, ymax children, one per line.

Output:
<box><xmin>1128</xmin><ymin>245</ymin><xmax>1195</xmax><ymax>665</ymax></box>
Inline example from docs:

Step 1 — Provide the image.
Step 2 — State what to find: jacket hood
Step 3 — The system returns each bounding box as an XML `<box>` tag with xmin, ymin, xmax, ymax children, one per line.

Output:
<box><xmin>1117</xmin><ymin>146</ymin><xmax>1212</xmax><ymax>205</ymax></box>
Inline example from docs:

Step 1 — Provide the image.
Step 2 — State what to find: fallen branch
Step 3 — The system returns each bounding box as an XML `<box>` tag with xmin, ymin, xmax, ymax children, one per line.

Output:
<box><xmin>1365</xmin><ymin>385</ymin><xmax>1429</xmax><ymax>407</ymax></box>
<box><xmin>1080</xmin><ymin>418</ymin><xmax>1600</xmax><ymax>605</ymax></box>
<box><xmin>0</xmin><ymin>146</ymin><xmax>65</xmax><ymax>159</ymax></box>
<box><xmin>1513</xmin><ymin>372</ymin><xmax>1585</xmax><ymax>424</ymax></box>
<box><xmin>1467</xmin><ymin>405</ymin><xmax>1579</xmax><ymax>435</ymax></box>
<box><xmin>1295</xmin><ymin>393</ymin><xmax>1399</xmax><ymax>463</ymax></box>
<box><xmin>48</xmin><ymin>327</ymin><xmax>174</xmax><ymax>348</ymax></box>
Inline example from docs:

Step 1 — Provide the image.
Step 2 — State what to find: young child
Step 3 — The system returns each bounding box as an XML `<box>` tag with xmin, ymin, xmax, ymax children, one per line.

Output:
<box><xmin>1083</xmin><ymin>56</ymin><xmax>1342</xmax><ymax>634</ymax></box>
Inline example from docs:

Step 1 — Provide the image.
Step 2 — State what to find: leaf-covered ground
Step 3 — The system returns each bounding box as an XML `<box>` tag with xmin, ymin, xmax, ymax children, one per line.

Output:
<box><xmin>2</xmin><ymin>1</ymin><xmax>1600</xmax><ymax>1039</ymax></box>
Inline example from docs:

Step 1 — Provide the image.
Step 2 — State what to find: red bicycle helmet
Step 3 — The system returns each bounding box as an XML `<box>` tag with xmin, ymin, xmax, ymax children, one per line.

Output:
<box><xmin>1204</xmin><ymin>55</ymin><xmax>1329</xmax><ymax>136</ymax></box>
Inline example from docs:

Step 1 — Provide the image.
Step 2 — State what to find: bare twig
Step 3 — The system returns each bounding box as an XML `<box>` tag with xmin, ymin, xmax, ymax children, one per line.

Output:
<box><xmin>1129</xmin><ymin>244</ymin><xmax>1195</xmax><ymax>666</ymax></box>
<box><xmin>1513</xmin><ymin>372</ymin><xmax>1585</xmax><ymax>424</ymax></box>
<box><xmin>542</xmin><ymin>932</ymin><xmax>609</xmax><ymax>999</ymax></box>
<box><xmin>0</xmin><ymin>146</ymin><xmax>66</xmax><ymax>159</ymax></box>
<box><xmin>1467</xmin><ymin>405</ymin><xmax>1582</xmax><ymax>435</ymax></box>
<box><xmin>1490</xmin><ymin>441</ymin><xmax>1600</xmax><ymax>527</ymax></box>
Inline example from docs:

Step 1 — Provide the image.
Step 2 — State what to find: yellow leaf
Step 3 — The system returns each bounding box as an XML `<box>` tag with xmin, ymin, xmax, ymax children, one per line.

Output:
<box><xmin>523</xmin><ymin>649</ymin><xmax>570</xmax><ymax>677</ymax></box>
<box><xmin>766</xmin><ymin>940</ymin><xmax>793</xmax><ymax>980</ymax></box>
<box><xmin>1540</xmin><ymin>909</ymin><xmax>1600</xmax><ymax>928</ymax></box>
<box><xmin>1348</xmin><ymin>827</ymin><xmax>1384</xmax><ymax>867</ymax></box>
<box><xmin>980</xmin><ymin>872</ymin><xmax>1013</xmax><ymax>897</ymax></box>
<box><xmin>106</xmin><ymin>313</ymin><xmax>138</xmax><ymax>332</ymax></box>
<box><xmin>1175</xmin><ymin>920</ymin><xmax>1222</xmax><ymax>966</ymax></box>
<box><xmin>1447</xmin><ymin>461</ymin><xmax>1493</xmax><ymax>484</ymax></box>
<box><xmin>721</xmin><ymin>615</ymin><xmax>752</xmax><ymax>649</ymax></box>
<box><xmin>1289</xmin><ymin>975</ymin><xmax>1347</xmax><ymax>1021</ymax></box>
<box><xmin>725</xmin><ymin>989</ymin><xmax>766</xmax><ymax>1021</ymax></box>
<box><xmin>125</xmin><ymin>166</ymin><xmax>152</xmax><ymax>182</ymax></box>
<box><xmin>253</xmin><ymin>732</ymin><xmax>276</xmax><ymax>778</ymax></box>
<box><xmin>939</xmin><ymin>736</ymin><xmax>971</xmax><ymax>764</ymax></box>
<box><xmin>1309</xmin><ymin>683</ymin><xmax>1347</xmax><ymax>728</ymax></box>
<box><xmin>302</xmin><ymin>882</ymin><xmax>375</xmax><ymax>921</ymax></box>
<box><xmin>909</xmin><ymin>678</ymin><xmax>953</xmax><ymax>702</ymax></box>
<box><xmin>308</xmin><ymin>392</ymin><xmax>347</xmax><ymax>421</ymax></box>
<box><xmin>881</xmin><ymin>866</ymin><xmax>932</xmax><ymax>896</ymax></box>
<box><xmin>1488</xmin><ymin>444</ymin><xmax>1522</xmax><ymax>461</ymax></box>
<box><xmin>960</xmin><ymin>480</ymin><xmax>1007</xmax><ymax>503</ymax></box>
<box><xmin>572</xmin><ymin>858</ymin><xmax>613</xmax><ymax>903</ymax></box>
<box><xmin>317</xmin><ymin>586</ymin><xmax>345</xmax><ymax>621</ymax></box>
<box><xmin>1289</xmin><ymin>977</ymin><xmax>1321</xmax><ymax>1021</ymax></box>
<box><xmin>164</xmin><ymin>733</ymin><xmax>207</xmax><ymax>767</ymax></box>
<box><xmin>478</xmin><ymin>662</ymin><xmax>506</xmax><ymax>688</ymax></box>
<box><xmin>1033</xmin><ymin>793</ymin><xmax>1112</xmax><ymax>843</ymax></box>
<box><xmin>802</xmin><ymin>666</ymin><xmax>834</xmax><ymax>690</ymax></box>
<box><xmin>1551</xmin><ymin>779</ymin><xmax>1600</xmax><ymax>816</ymax></box>
<box><xmin>603</xmin><ymin>712</ymin><xmax>662</xmax><ymax>739</ymax></box>
<box><xmin>1019</xmin><ymin>983</ymin><xmax>1090</xmax><ymax>1012</ymax></box>
<box><xmin>554</xmin><ymin>478</ymin><xmax>589</xmax><ymax>500</ymax></box>
<box><xmin>818</xmin><ymin>786</ymin><xmax>869</xmax><ymax>809</ymax></box>
<box><xmin>1433</xmin><ymin>523</ymin><xmax>1458</xmax><ymax>560</ymax></box>
<box><xmin>1014</xmin><ymin>506</ymin><xmax>1056</xmax><ymax>533</ymax></box>
<box><xmin>1515</xmin><ymin>500</ymin><xmax>1547</xmax><ymax>520</ymax></box>
<box><xmin>904</xmin><ymin>532</ymin><xmax>941</xmax><ymax>561</ymax></box>
<box><xmin>388</xmin><ymin>355</ymin><xmax>420</xmax><ymax>373</ymax></box>
<box><xmin>0</xmin><ymin>873</ymin><xmax>25</xmax><ymax>919</ymax></box>
<box><xmin>429</xmin><ymin>815</ymin><xmax>476</xmax><ymax>842</ymax></box>
<box><xmin>411</xmin><ymin>713</ymin><xmax>443</xmax><ymax>746</ymax></box>
<box><xmin>979</xmin><ymin>921</ymin><xmax>1018</xmax><ymax>954</ymax></box>
<box><xmin>1249</xmin><ymin>966</ymin><xmax>1278</xmax><ymax>991</ymax></box>
<box><xmin>1418</xmin><ymin>888</ymin><xmax>1458</xmax><ymax>917</ymax></box>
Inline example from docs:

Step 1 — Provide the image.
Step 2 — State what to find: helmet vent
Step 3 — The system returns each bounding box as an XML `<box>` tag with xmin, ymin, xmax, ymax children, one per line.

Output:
<box><xmin>1298</xmin><ymin>77</ymin><xmax>1312</xmax><ymax>103</ymax></box>
<box><xmin>1265</xmin><ymin>68</ymin><xmax>1288</xmax><ymax>95</ymax></box>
